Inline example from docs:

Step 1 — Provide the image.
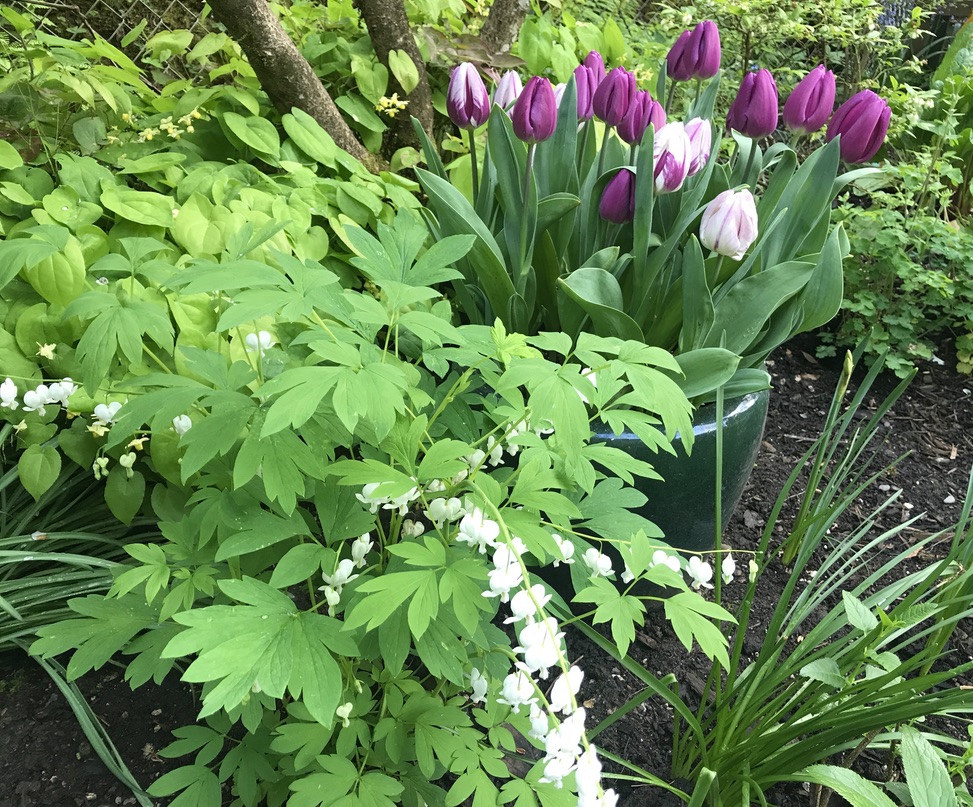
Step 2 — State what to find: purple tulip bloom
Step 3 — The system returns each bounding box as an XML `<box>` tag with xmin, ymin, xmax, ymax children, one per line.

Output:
<box><xmin>583</xmin><ymin>50</ymin><xmax>607</xmax><ymax>87</ymax></box>
<box><xmin>592</xmin><ymin>67</ymin><xmax>637</xmax><ymax>127</ymax></box>
<box><xmin>783</xmin><ymin>65</ymin><xmax>836</xmax><ymax>135</ymax></box>
<box><xmin>599</xmin><ymin>168</ymin><xmax>637</xmax><ymax>223</ymax></box>
<box><xmin>618</xmin><ymin>91</ymin><xmax>661</xmax><ymax>145</ymax></box>
<box><xmin>684</xmin><ymin>117</ymin><xmax>712</xmax><ymax>176</ymax></box>
<box><xmin>826</xmin><ymin>90</ymin><xmax>891</xmax><ymax>163</ymax></box>
<box><xmin>726</xmin><ymin>69</ymin><xmax>779</xmax><ymax>139</ymax></box>
<box><xmin>493</xmin><ymin>70</ymin><xmax>523</xmax><ymax>110</ymax></box>
<box><xmin>511</xmin><ymin>76</ymin><xmax>558</xmax><ymax>144</ymax></box>
<box><xmin>653</xmin><ymin>121</ymin><xmax>692</xmax><ymax>194</ymax></box>
<box><xmin>574</xmin><ymin>64</ymin><xmax>596</xmax><ymax>121</ymax></box>
<box><xmin>667</xmin><ymin>21</ymin><xmax>721</xmax><ymax>82</ymax></box>
<box><xmin>447</xmin><ymin>63</ymin><xmax>491</xmax><ymax>130</ymax></box>
<box><xmin>700</xmin><ymin>189</ymin><xmax>759</xmax><ymax>260</ymax></box>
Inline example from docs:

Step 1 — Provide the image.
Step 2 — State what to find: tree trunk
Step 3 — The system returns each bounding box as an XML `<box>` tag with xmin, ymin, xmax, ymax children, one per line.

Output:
<box><xmin>356</xmin><ymin>0</ymin><xmax>435</xmax><ymax>151</ymax></box>
<box><xmin>206</xmin><ymin>0</ymin><xmax>381</xmax><ymax>171</ymax></box>
<box><xmin>479</xmin><ymin>0</ymin><xmax>530</xmax><ymax>56</ymax></box>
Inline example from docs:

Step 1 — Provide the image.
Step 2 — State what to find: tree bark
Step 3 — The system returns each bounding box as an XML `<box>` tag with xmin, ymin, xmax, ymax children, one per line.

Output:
<box><xmin>356</xmin><ymin>0</ymin><xmax>435</xmax><ymax>150</ymax></box>
<box><xmin>479</xmin><ymin>0</ymin><xmax>530</xmax><ymax>56</ymax></box>
<box><xmin>206</xmin><ymin>0</ymin><xmax>381</xmax><ymax>172</ymax></box>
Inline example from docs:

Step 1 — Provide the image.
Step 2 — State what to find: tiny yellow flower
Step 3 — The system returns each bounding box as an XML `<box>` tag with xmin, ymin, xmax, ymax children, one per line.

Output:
<box><xmin>127</xmin><ymin>436</ymin><xmax>150</xmax><ymax>451</ymax></box>
<box><xmin>13</xmin><ymin>420</ymin><xmax>26</xmax><ymax>433</ymax></box>
<box><xmin>87</xmin><ymin>422</ymin><xmax>109</xmax><ymax>438</ymax></box>
<box><xmin>36</xmin><ymin>343</ymin><xmax>56</xmax><ymax>360</ymax></box>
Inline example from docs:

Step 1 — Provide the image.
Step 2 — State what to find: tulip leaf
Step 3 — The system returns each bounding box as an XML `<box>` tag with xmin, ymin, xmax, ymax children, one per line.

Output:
<box><xmin>668</xmin><ymin>347</ymin><xmax>739</xmax><ymax>401</ymax></box>
<box><xmin>557</xmin><ymin>267</ymin><xmax>643</xmax><ymax>342</ymax></box>
<box><xmin>703</xmin><ymin>261</ymin><xmax>814</xmax><ymax>355</ymax></box>
<box><xmin>410</xmin><ymin>118</ymin><xmax>447</xmax><ymax>180</ymax></box>
<box><xmin>536</xmin><ymin>193</ymin><xmax>581</xmax><ymax>235</ymax></box>
<box><xmin>415</xmin><ymin>169</ymin><xmax>515</xmax><ymax>322</ymax></box>
<box><xmin>680</xmin><ymin>237</ymin><xmax>714</xmax><ymax>352</ymax></box>
<box><xmin>792</xmin><ymin>225</ymin><xmax>846</xmax><ymax>334</ymax></box>
<box><xmin>535</xmin><ymin>77</ymin><xmax>579</xmax><ymax>199</ymax></box>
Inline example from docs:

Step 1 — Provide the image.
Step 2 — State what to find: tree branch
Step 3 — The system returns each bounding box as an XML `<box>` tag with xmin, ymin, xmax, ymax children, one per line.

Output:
<box><xmin>207</xmin><ymin>0</ymin><xmax>382</xmax><ymax>172</ymax></box>
<box><xmin>479</xmin><ymin>0</ymin><xmax>530</xmax><ymax>56</ymax></box>
<box><xmin>356</xmin><ymin>0</ymin><xmax>435</xmax><ymax>151</ymax></box>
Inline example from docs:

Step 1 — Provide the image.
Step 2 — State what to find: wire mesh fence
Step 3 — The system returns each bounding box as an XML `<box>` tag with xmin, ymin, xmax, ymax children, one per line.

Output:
<box><xmin>8</xmin><ymin>0</ymin><xmax>209</xmax><ymax>76</ymax></box>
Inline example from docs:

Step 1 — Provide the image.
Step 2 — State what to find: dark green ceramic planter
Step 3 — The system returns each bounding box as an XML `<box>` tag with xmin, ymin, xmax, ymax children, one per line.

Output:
<box><xmin>592</xmin><ymin>388</ymin><xmax>771</xmax><ymax>555</ymax></box>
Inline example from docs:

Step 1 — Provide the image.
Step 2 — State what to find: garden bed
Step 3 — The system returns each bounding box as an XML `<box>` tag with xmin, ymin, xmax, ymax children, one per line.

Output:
<box><xmin>1</xmin><ymin>333</ymin><xmax>972</xmax><ymax>806</ymax></box>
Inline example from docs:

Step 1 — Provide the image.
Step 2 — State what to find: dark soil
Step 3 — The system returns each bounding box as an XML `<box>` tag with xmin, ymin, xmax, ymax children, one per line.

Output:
<box><xmin>2</xmin><ymin>333</ymin><xmax>972</xmax><ymax>806</ymax></box>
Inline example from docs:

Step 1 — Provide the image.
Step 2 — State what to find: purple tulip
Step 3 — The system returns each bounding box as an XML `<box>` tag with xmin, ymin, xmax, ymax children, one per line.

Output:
<box><xmin>826</xmin><ymin>90</ymin><xmax>891</xmax><ymax>163</ymax></box>
<box><xmin>783</xmin><ymin>65</ymin><xmax>836</xmax><ymax>135</ymax></box>
<box><xmin>574</xmin><ymin>64</ymin><xmax>596</xmax><ymax>121</ymax></box>
<box><xmin>684</xmin><ymin>117</ymin><xmax>712</xmax><ymax>176</ymax></box>
<box><xmin>668</xmin><ymin>21</ymin><xmax>721</xmax><ymax>82</ymax></box>
<box><xmin>447</xmin><ymin>63</ymin><xmax>491</xmax><ymax>130</ymax></box>
<box><xmin>726</xmin><ymin>69</ymin><xmax>779</xmax><ymax>139</ymax></box>
<box><xmin>653</xmin><ymin>121</ymin><xmax>692</xmax><ymax>194</ymax></box>
<box><xmin>666</xmin><ymin>30</ymin><xmax>694</xmax><ymax>82</ymax></box>
<box><xmin>592</xmin><ymin>67</ymin><xmax>637</xmax><ymax>127</ymax></box>
<box><xmin>493</xmin><ymin>70</ymin><xmax>523</xmax><ymax>110</ymax></box>
<box><xmin>700</xmin><ymin>189</ymin><xmax>759</xmax><ymax>260</ymax></box>
<box><xmin>599</xmin><ymin>168</ymin><xmax>637</xmax><ymax>223</ymax></box>
<box><xmin>617</xmin><ymin>91</ymin><xmax>661</xmax><ymax>145</ymax></box>
<box><xmin>583</xmin><ymin>50</ymin><xmax>606</xmax><ymax>87</ymax></box>
<box><xmin>511</xmin><ymin>76</ymin><xmax>558</xmax><ymax>144</ymax></box>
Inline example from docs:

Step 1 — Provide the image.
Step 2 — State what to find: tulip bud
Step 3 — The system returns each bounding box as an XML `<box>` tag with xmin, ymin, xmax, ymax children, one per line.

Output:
<box><xmin>782</xmin><ymin>65</ymin><xmax>836</xmax><ymax>135</ymax></box>
<box><xmin>511</xmin><ymin>76</ymin><xmax>558</xmax><ymax>144</ymax></box>
<box><xmin>617</xmin><ymin>91</ymin><xmax>663</xmax><ymax>145</ymax></box>
<box><xmin>653</xmin><ymin>121</ymin><xmax>692</xmax><ymax>194</ymax></box>
<box><xmin>826</xmin><ymin>89</ymin><xmax>891</xmax><ymax>163</ymax></box>
<box><xmin>592</xmin><ymin>66</ymin><xmax>637</xmax><ymax>127</ymax></box>
<box><xmin>726</xmin><ymin>69</ymin><xmax>779</xmax><ymax>139</ymax></box>
<box><xmin>684</xmin><ymin>117</ymin><xmax>712</xmax><ymax>175</ymax></box>
<box><xmin>447</xmin><ymin>63</ymin><xmax>491</xmax><ymax>130</ymax></box>
<box><xmin>668</xmin><ymin>21</ymin><xmax>721</xmax><ymax>82</ymax></box>
<box><xmin>583</xmin><ymin>50</ymin><xmax>606</xmax><ymax>86</ymax></box>
<box><xmin>493</xmin><ymin>70</ymin><xmax>523</xmax><ymax>110</ymax></box>
<box><xmin>699</xmin><ymin>189</ymin><xmax>759</xmax><ymax>260</ymax></box>
<box><xmin>553</xmin><ymin>82</ymin><xmax>567</xmax><ymax>109</ymax></box>
<box><xmin>599</xmin><ymin>168</ymin><xmax>637</xmax><ymax>223</ymax></box>
<box><xmin>574</xmin><ymin>64</ymin><xmax>596</xmax><ymax>121</ymax></box>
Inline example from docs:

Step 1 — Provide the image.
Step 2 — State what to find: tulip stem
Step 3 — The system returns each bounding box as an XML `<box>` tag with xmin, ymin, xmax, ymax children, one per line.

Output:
<box><xmin>741</xmin><ymin>140</ymin><xmax>758</xmax><ymax>186</ymax></box>
<box><xmin>665</xmin><ymin>82</ymin><xmax>676</xmax><ymax>116</ymax></box>
<box><xmin>516</xmin><ymin>144</ymin><xmax>536</xmax><ymax>296</ymax></box>
<box><xmin>597</xmin><ymin>125</ymin><xmax>612</xmax><ymax>179</ymax></box>
<box><xmin>467</xmin><ymin>129</ymin><xmax>480</xmax><ymax>202</ymax></box>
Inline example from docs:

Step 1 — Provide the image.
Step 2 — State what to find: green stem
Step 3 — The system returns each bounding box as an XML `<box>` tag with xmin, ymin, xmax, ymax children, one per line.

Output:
<box><xmin>597</xmin><ymin>124</ymin><xmax>612</xmax><ymax>179</ymax></box>
<box><xmin>468</xmin><ymin>128</ymin><xmax>480</xmax><ymax>203</ymax></box>
<box><xmin>515</xmin><ymin>143</ymin><xmax>537</xmax><ymax>297</ymax></box>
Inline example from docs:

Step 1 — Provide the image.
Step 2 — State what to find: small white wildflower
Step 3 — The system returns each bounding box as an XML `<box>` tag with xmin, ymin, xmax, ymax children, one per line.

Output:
<box><xmin>118</xmin><ymin>451</ymin><xmax>137</xmax><ymax>479</ymax></box>
<box><xmin>401</xmin><ymin>519</ymin><xmax>425</xmax><ymax>538</ymax></box>
<box><xmin>0</xmin><ymin>378</ymin><xmax>18</xmax><ymax>410</ymax></box>
<box><xmin>383</xmin><ymin>486</ymin><xmax>420</xmax><ymax>516</ymax></box>
<box><xmin>335</xmin><ymin>702</ymin><xmax>353</xmax><ymax>728</ymax></box>
<box><xmin>22</xmin><ymin>384</ymin><xmax>52</xmax><ymax>415</ymax></box>
<box><xmin>583</xmin><ymin>547</ymin><xmax>614</xmax><ymax>578</ymax></box>
<box><xmin>748</xmin><ymin>558</ymin><xmax>759</xmax><ymax>583</ymax></box>
<box><xmin>92</xmin><ymin>456</ymin><xmax>109</xmax><ymax>481</ymax></box>
<box><xmin>172</xmin><ymin>414</ymin><xmax>192</xmax><ymax>436</ymax></box>
<box><xmin>496</xmin><ymin>670</ymin><xmax>536</xmax><ymax>713</ymax></box>
<box><xmin>244</xmin><ymin>330</ymin><xmax>275</xmax><ymax>356</ymax></box>
<box><xmin>458</xmin><ymin>507</ymin><xmax>500</xmax><ymax>554</ymax></box>
<box><xmin>485</xmin><ymin>435</ymin><xmax>504</xmax><ymax>466</ymax></box>
<box><xmin>505</xmin><ymin>583</ymin><xmax>551</xmax><ymax>624</ymax></box>
<box><xmin>425</xmin><ymin>479</ymin><xmax>446</xmax><ymax>494</ymax></box>
<box><xmin>356</xmin><ymin>482</ymin><xmax>387</xmax><ymax>513</ymax></box>
<box><xmin>721</xmin><ymin>553</ymin><xmax>736</xmax><ymax>585</ymax></box>
<box><xmin>548</xmin><ymin>665</ymin><xmax>583</xmax><ymax>714</ymax></box>
<box><xmin>516</xmin><ymin>617</ymin><xmax>563</xmax><ymax>679</ymax></box>
<box><xmin>425</xmin><ymin>496</ymin><xmax>464</xmax><ymax>528</ymax></box>
<box><xmin>469</xmin><ymin>668</ymin><xmax>488</xmax><ymax>704</ymax></box>
<box><xmin>93</xmin><ymin>401</ymin><xmax>123</xmax><ymax>424</ymax></box>
<box><xmin>528</xmin><ymin>702</ymin><xmax>550</xmax><ymax>739</ymax></box>
<box><xmin>47</xmin><ymin>379</ymin><xmax>77</xmax><ymax>408</ymax></box>
<box><xmin>96</xmin><ymin>276</ymin><xmax>109</xmax><ymax>286</ymax></box>
<box><xmin>35</xmin><ymin>343</ymin><xmax>56</xmax><ymax>360</ymax></box>
<box><xmin>687</xmin><ymin>556</ymin><xmax>714</xmax><ymax>590</ymax></box>
<box><xmin>650</xmin><ymin>550</ymin><xmax>682</xmax><ymax>573</ymax></box>
<box><xmin>552</xmin><ymin>534</ymin><xmax>575</xmax><ymax>566</ymax></box>
<box><xmin>351</xmin><ymin>533</ymin><xmax>373</xmax><ymax>568</ymax></box>
<box><xmin>321</xmin><ymin>558</ymin><xmax>359</xmax><ymax>592</ymax></box>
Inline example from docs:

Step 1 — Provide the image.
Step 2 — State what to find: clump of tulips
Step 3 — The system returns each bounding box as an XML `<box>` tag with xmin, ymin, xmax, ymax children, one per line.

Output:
<box><xmin>414</xmin><ymin>21</ymin><xmax>891</xmax><ymax>402</ymax></box>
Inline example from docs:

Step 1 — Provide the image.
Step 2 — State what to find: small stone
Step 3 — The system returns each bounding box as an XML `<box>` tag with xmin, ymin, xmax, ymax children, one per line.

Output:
<box><xmin>945</xmin><ymin>495</ymin><xmax>956</xmax><ymax>504</ymax></box>
<box><xmin>878</xmin><ymin>484</ymin><xmax>891</xmax><ymax>491</ymax></box>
